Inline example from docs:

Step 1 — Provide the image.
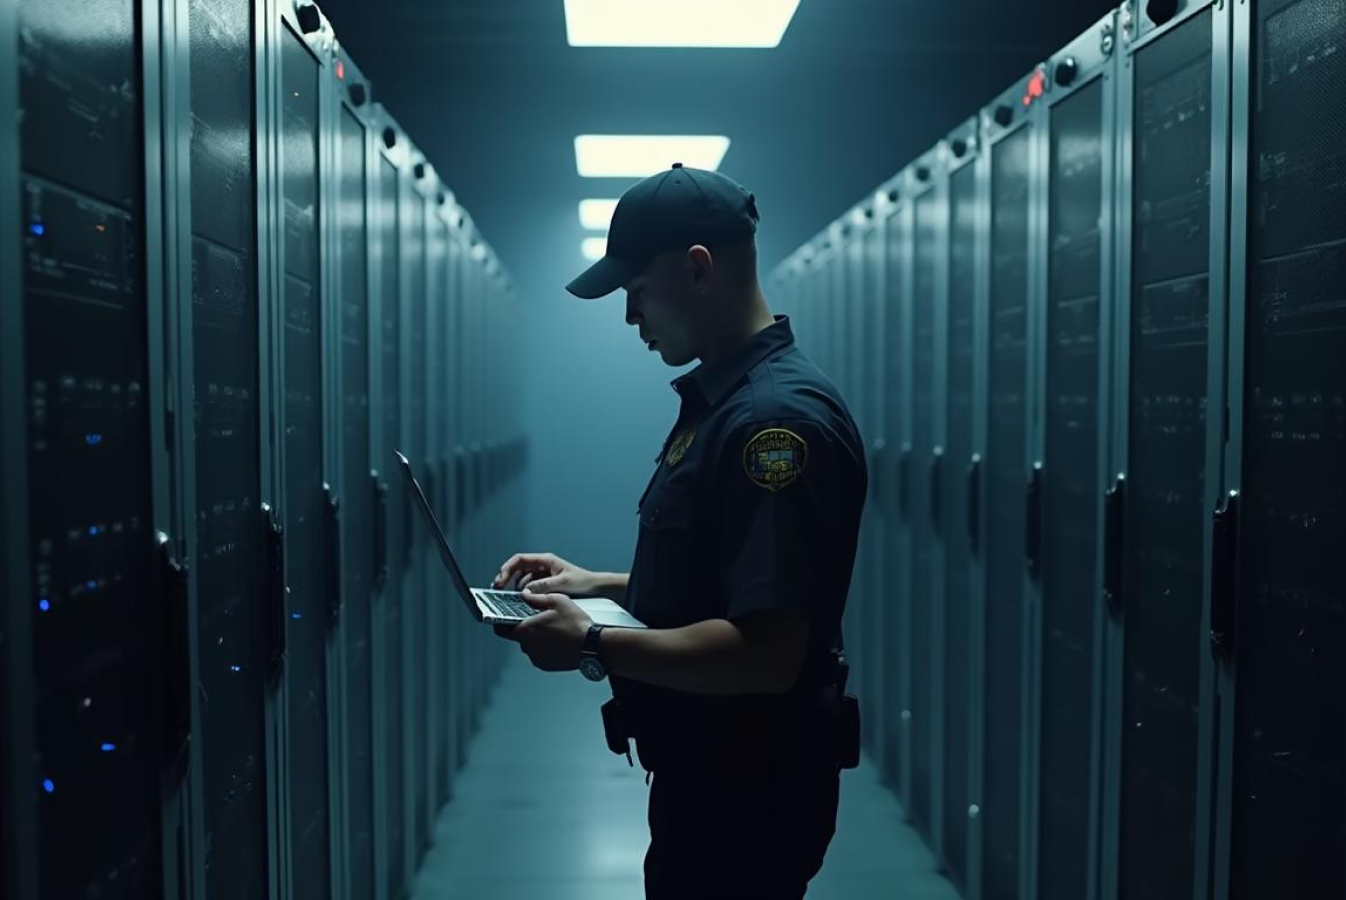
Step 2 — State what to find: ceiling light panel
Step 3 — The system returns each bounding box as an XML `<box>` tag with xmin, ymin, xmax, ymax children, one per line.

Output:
<box><xmin>574</xmin><ymin>135</ymin><xmax>731</xmax><ymax>177</ymax></box>
<box><xmin>581</xmin><ymin>237</ymin><xmax>608</xmax><ymax>261</ymax></box>
<box><xmin>564</xmin><ymin>0</ymin><xmax>802</xmax><ymax>48</ymax></box>
<box><xmin>579</xmin><ymin>199</ymin><xmax>620</xmax><ymax>231</ymax></box>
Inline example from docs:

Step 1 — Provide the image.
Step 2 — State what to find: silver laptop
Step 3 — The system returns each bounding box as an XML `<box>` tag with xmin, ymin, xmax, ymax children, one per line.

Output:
<box><xmin>395</xmin><ymin>450</ymin><xmax>646</xmax><ymax>629</ymax></box>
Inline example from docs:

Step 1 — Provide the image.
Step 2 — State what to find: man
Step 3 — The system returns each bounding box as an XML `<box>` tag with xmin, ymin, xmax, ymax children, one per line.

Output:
<box><xmin>493</xmin><ymin>164</ymin><xmax>866</xmax><ymax>899</ymax></box>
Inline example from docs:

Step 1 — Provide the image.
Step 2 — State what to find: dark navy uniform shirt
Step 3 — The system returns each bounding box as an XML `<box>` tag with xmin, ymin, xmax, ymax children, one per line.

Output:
<box><xmin>614</xmin><ymin>316</ymin><xmax>867</xmax><ymax>711</ymax></box>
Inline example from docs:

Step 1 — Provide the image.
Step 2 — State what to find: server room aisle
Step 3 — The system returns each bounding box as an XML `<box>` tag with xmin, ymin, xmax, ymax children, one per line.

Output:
<box><xmin>411</xmin><ymin>653</ymin><xmax>959</xmax><ymax>900</ymax></box>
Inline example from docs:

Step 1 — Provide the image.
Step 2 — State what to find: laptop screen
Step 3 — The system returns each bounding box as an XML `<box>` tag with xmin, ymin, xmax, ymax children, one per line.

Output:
<box><xmin>394</xmin><ymin>450</ymin><xmax>482</xmax><ymax>621</ymax></box>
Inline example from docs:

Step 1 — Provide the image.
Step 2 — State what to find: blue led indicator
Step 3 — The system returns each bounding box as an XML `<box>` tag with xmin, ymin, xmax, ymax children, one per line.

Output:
<box><xmin>100</xmin><ymin>743</ymin><xmax>116</xmax><ymax>753</ymax></box>
<box><xmin>85</xmin><ymin>433</ymin><xmax>103</xmax><ymax>447</ymax></box>
<box><xmin>88</xmin><ymin>526</ymin><xmax>101</xmax><ymax>536</ymax></box>
<box><xmin>85</xmin><ymin>580</ymin><xmax>97</xmax><ymax>592</ymax></box>
<box><xmin>38</xmin><ymin>599</ymin><xmax>50</xmax><ymax>612</ymax></box>
<box><xmin>29</xmin><ymin>223</ymin><xmax>45</xmax><ymax>236</ymax></box>
<box><xmin>291</xmin><ymin>612</ymin><xmax>302</xmax><ymax>619</ymax></box>
<box><xmin>230</xmin><ymin>665</ymin><xmax>242</xmax><ymax>673</ymax></box>
<box><xmin>42</xmin><ymin>779</ymin><xmax>55</xmax><ymax>794</ymax></box>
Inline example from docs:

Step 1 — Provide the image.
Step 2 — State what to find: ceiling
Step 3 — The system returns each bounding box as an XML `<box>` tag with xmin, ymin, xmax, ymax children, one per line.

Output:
<box><xmin>317</xmin><ymin>0</ymin><xmax>1117</xmax><ymax>303</ymax></box>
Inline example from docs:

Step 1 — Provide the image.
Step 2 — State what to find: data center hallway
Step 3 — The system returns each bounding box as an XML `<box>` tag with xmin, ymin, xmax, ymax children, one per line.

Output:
<box><xmin>411</xmin><ymin>654</ymin><xmax>960</xmax><ymax>900</ymax></box>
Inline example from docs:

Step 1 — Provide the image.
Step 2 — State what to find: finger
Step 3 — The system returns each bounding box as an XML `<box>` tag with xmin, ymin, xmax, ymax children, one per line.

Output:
<box><xmin>525</xmin><ymin>576</ymin><xmax>558</xmax><ymax>594</ymax></box>
<box><xmin>493</xmin><ymin>622</ymin><xmax>520</xmax><ymax>641</ymax></box>
<box><xmin>517</xmin><ymin>572</ymin><xmax>537</xmax><ymax>590</ymax></box>
<box><xmin>520</xmin><ymin>590</ymin><xmax>561</xmax><ymax>609</ymax></box>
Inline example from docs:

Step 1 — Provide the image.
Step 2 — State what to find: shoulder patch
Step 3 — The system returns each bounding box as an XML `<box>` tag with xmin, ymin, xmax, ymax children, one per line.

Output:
<box><xmin>743</xmin><ymin>428</ymin><xmax>809</xmax><ymax>492</ymax></box>
<box><xmin>665</xmin><ymin>427</ymin><xmax>696</xmax><ymax>467</ymax></box>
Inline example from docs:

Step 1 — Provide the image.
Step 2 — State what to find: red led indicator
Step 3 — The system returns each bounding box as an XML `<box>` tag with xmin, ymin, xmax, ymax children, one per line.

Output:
<box><xmin>336</xmin><ymin>60</ymin><xmax>345</xmax><ymax>81</ymax></box>
<box><xmin>1022</xmin><ymin>68</ymin><xmax>1046</xmax><ymax>106</ymax></box>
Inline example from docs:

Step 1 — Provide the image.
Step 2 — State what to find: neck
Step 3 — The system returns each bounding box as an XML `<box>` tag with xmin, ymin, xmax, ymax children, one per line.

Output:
<box><xmin>699</xmin><ymin>287</ymin><xmax>775</xmax><ymax>365</ymax></box>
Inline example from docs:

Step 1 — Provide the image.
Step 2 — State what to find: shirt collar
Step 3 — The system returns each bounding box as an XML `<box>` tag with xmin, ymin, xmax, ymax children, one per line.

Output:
<box><xmin>671</xmin><ymin>315</ymin><xmax>795</xmax><ymax>410</ymax></box>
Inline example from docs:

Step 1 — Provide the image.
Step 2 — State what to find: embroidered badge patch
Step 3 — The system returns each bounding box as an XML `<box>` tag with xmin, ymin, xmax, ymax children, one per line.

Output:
<box><xmin>665</xmin><ymin>427</ymin><xmax>697</xmax><ymax>467</ymax></box>
<box><xmin>743</xmin><ymin>428</ymin><xmax>809</xmax><ymax>492</ymax></box>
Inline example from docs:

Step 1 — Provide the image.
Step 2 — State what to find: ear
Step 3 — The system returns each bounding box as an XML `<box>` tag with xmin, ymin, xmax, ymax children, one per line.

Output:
<box><xmin>687</xmin><ymin>245</ymin><xmax>714</xmax><ymax>292</ymax></box>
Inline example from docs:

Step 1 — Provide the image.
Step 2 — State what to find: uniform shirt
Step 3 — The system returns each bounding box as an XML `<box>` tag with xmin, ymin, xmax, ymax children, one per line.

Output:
<box><xmin>613</xmin><ymin>315</ymin><xmax>867</xmax><ymax>711</ymax></box>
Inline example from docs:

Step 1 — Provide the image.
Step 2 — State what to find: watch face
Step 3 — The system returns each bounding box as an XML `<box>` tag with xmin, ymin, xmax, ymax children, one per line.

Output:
<box><xmin>579</xmin><ymin>657</ymin><xmax>606</xmax><ymax>682</ymax></box>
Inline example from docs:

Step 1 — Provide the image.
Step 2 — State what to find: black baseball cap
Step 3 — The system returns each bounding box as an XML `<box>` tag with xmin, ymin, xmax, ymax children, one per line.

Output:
<box><xmin>566</xmin><ymin>163</ymin><xmax>760</xmax><ymax>300</ymax></box>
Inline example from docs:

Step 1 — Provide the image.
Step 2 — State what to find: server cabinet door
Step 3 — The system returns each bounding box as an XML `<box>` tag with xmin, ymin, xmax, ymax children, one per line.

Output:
<box><xmin>337</xmin><ymin>102</ymin><xmax>375</xmax><ymax>899</ymax></box>
<box><xmin>376</xmin><ymin>150</ymin><xmax>408</xmax><ymax>900</ymax></box>
<box><xmin>943</xmin><ymin>154</ymin><xmax>979</xmax><ymax>891</ymax></box>
<box><xmin>857</xmin><ymin>221</ymin><xmax>887</xmax><ymax>768</ymax></box>
<box><xmin>910</xmin><ymin>175</ymin><xmax>944</xmax><ymax>841</ymax></box>
<box><xmin>186</xmin><ymin>0</ymin><xmax>271</xmax><ymax>894</ymax></box>
<box><xmin>881</xmin><ymin>198</ymin><xmax>913</xmax><ymax>797</ymax></box>
<box><xmin>984</xmin><ymin>120</ymin><xmax>1033</xmax><ymax>900</ymax></box>
<box><xmin>422</xmin><ymin>207</ymin><xmax>447</xmax><ymax>837</ymax></box>
<box><xmin>1228</xmin><ymin>0</ymin><xmax>1346</xmax><ymax>894</ymax></box>
<box><xmin>437</xmin><ymin>226</ymin><xmax>460</xmax><ymax>808</ymax></box>
<box><xmin>1117</xmin><ymin>12</ymin><xmax>1214</xmax><ymax>899</ymax></box>
<box><xmin>279</xmin><ymin>26</ymin><xmax>332</xmax><ymax>900</ymax></box>
<box><xmin>402</xmin><ymin>178</ymin><xmax>429</xmax><ymax>865</ymax></box>
<box><xmin>1040</xmin><ymin>71</ymin><xmax>1107</xmax><ymax>900</ymax></box>
<box><xmin>18</xmin><ymin>0</ymin><xmax>163</xmax><ymax>894</ymax></box>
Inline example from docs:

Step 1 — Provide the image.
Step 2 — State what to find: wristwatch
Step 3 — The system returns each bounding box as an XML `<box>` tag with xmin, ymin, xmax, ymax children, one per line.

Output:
<box><xmin>579</xmin><ymin>624</ymin><xmax>608</xmax><ymax>682</ymax></box>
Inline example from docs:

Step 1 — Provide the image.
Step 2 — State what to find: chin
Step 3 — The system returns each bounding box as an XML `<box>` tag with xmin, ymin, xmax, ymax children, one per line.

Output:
<box><xmin>661</xmin><ymin>348</ymin><xmax>695</xmax><ymax>367</ymax></box>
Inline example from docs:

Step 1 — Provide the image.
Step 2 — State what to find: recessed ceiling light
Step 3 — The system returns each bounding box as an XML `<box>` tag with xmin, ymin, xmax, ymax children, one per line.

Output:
<box><xmin>579</xmin><ymin>199</ymin><xmax>620</xmax><ymax>231</ymax></box>
<box><xmin>581</xmin><ymin>237</ymin><xmax>608</xmax><ymax>261</ymax></box>
<box><xmin>574</xmin><ymin>135</ymin><xmax>731</xmax><ymax>178</ymax></box>
<box><xmin>564</xmin><ymin>0</ymin><xmax>802</xmax><ymax>48</ymax></box>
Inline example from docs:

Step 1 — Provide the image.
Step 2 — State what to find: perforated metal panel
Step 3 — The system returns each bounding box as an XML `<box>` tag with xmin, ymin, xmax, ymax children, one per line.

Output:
<box><xmin>187</xmin><ymin>0</ymin><xmax>269</xmax><ymax>894</ymax></box>
<box><xmin>942</xmin><ymin>160</ymin><xmax>978</xmax><ymax>889</ymax></box>
<box><xmin>1120</xmin><ymin>13</ymin><xmax>1212</xmax><ymax>899</ymax></box>
<box><xmin>910</xmin><ymin>189</ymin><xmax>939</xmax><ymax>836</ymax></box>
<box><xmin>338</xmin><ymin>105</ymin><xmax>375</xmax><ymax>900</ymax></box>
<box><xmin>1232</xmin><ymin>0</ymin><xmax>1346</xmax><ymax>894</ymax></box>
<box><xmin>280</xmin><ymin>28</ymin><xmax>331</xmax><ymax>900</ymax></box>
<box><xmin>984</xmin><ymin>123</ymin><xmax>1031</xmax><ymax>900</ymax></box>
<box><xmin>19</xmin><ymin>0</ymin><xmax>161</xmax><ymax>893</ymax></box>
<box><xmin>378</xmin><ymin>153</ymin><xmax>407</xmax><ymax>900</ymax></box>
<box><xmin>1040</xmin><ymin>76</ymin><xmax>1104</xmax><ymax>900</ymax></box>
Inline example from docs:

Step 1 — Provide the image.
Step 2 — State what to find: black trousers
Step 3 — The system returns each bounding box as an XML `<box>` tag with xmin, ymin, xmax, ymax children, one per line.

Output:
<box><xmin>644</xmin><ymin>763</ymin><xmax>841</xmax><ymax>899</ymax></box>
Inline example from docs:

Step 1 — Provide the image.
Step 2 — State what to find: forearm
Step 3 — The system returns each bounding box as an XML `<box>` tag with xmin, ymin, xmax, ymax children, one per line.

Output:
<box><xmin>593</xmin><ymin>571</ymin><xmax>629</xmax><ymax>604</ymax></box>
<box><xmin>601</xmin><ymin>618</ymin><xmax>789</xmax><ymax>696</ymax></box>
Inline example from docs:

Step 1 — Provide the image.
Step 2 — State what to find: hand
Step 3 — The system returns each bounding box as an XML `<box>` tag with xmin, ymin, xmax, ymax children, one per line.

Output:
<box><xmin>495</xmin><ymin>588</ymin><xmax>593</xmax><ymax>672</ymax></box>
<box><xmin>494</xmin><ymin>552</ymin><xmax>604</xmax><ymax>597</ymax></box>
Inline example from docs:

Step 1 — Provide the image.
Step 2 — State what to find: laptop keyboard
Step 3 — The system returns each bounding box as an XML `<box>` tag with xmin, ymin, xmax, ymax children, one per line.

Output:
<box><xmin>479</xmin><ymin>590</ymin><xmax>540</xmax><ymax>620</ymax></box>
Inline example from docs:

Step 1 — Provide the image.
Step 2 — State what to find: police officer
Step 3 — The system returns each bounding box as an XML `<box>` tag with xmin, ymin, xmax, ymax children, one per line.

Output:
<box><xmin>493</xmin><ymin>164</ymin><xmax>866</xmax><ymax>899</ymax></box>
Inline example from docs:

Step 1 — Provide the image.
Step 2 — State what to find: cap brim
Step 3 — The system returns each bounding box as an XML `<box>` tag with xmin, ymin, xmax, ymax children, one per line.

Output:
<box><xmin>565</xmin><ymin>254</ymin><xmax>640</xmax><ymax>300</ymax></box>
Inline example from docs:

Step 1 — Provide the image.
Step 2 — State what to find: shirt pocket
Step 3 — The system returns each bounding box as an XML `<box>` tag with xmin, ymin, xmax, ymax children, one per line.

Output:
<box><xmin>635</xmin><ymin>484</ymin><xmax>699</xmax><ymax>597</ymax></box>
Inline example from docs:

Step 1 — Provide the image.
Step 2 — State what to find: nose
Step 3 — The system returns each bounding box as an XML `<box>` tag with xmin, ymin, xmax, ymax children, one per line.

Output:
<box><xmin>625</xmin><ymin>294</ymin><xmax>639</xmax><ymax>327</ymax></box>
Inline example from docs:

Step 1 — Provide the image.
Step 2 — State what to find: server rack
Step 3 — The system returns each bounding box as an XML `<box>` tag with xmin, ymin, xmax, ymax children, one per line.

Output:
<box><xmin>274</xmin><ymin>5</ymin><xmax>340</xmax><ymax>898</ymax></box>
<box><xmin>9</xmin><ymin>0</ymin><xmax>182</xmax><ymax>895</ymax></box>
<box><xmin>1102</xmin><ymin>3</ymin><xmax>1228</xmax><ymax>900</ymax></box>
<box><xmin>401</xmin><ymin>142</ymin><xmax>430</xmax><ymax>871</ymax></box>
<box><xmin>1214</xmin><ymin>0</ymin><xmax>1346</xmax><ymax>896</ymax></box>
<box><xmin>0</xmin><ymin>3</ymin><xmax>31</xmax><ymax>896</ymax></box>
<box><xmin>435</xmin><ymin>192</ymin><xmax>462</xmax><ymax>814</ymax></box>
<box><xmin>979</xmin><ymin>66</ymin><xmax>1045</xmax><ymax>900</ymax></box>
<box><xmin>880</xmin><ymin>167</ymin><xmax>915</xmax><ymax>805</ymax></box>
<box><xmin>372</xmin><ymin>102</ymin><xmax>410</xmax><ymax>900</ymax></box>
<box><xmin>849</xmin><ymin>195</ymin><xmax>885</xmax><ymax>807</ymax></box>
<box><xmin>908</xmin><ymin>143</ymin><xmax>949</xmax><ymax>851</ymax></box>
<box><xmin>449</xmin><ymin>206</ymin><xmax>473</xmax><ymax>778</ymax></box>
<box><xmin>856</xmin><ymin>182</ymin><xmax>892</xmax><ymax>790</ymax></box>
<box><xmin>417</xmin><ymin>166</ymin><xmax>444</xmax><ymax>852</ymax></box>
<box><xmin>1031</xmin><ymin>14</ymin><xmax>1119</xmax><ymax>900</ymax></box>
<box><xmin>940</xmin><ymin>114</ymin><xmax>982</xmax><ymax>898</ymax></box>
<box><xmin>330</xmin><ymin>38</ymin><xmax>377</xmax><ymax>900</ymax></box>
